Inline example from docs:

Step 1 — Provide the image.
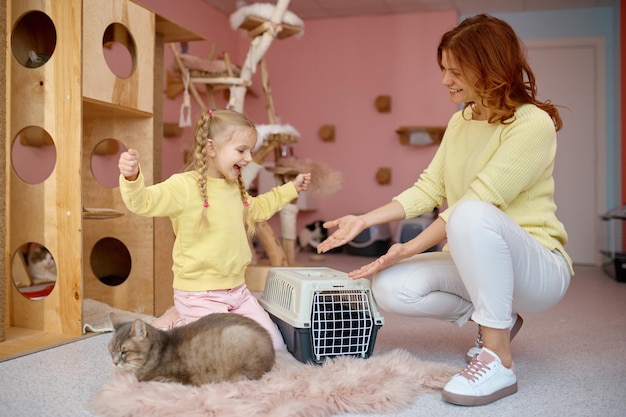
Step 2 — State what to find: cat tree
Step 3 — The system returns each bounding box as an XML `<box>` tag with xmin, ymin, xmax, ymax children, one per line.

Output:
<box><xmin>169</xmin><ymin>0</ymin><xmax>307</xmax><ymax>272</ymax></box>
<box><xmin>1</xmin><ymin>0</ymin><xmax>201</xmax><ymax>358</ymax></box>
<box><xmin>1</xmin><ymin>0</ymin><xmax>6</xmax><ymax>343</ymax></box>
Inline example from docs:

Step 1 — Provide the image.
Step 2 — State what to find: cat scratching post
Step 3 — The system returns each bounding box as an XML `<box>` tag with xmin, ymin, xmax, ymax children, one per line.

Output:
<box><xmin>0</xmin><ymin>0</ymin><xmax>6</xmax><ymax>343</ymax></box>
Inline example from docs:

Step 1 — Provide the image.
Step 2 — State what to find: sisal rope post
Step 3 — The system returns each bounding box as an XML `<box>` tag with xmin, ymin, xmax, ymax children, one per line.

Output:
<box><xmin>0</xmin><ymin>0</ymin><xmax>7</xmax><ymax>342</ymax></box>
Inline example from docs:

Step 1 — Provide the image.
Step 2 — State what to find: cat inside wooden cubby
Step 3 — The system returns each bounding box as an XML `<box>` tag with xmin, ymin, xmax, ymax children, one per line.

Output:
<box><xmin>11</xmin><ymin>242</ymin><xmax>57</xmax><ymax>300</ymax></box>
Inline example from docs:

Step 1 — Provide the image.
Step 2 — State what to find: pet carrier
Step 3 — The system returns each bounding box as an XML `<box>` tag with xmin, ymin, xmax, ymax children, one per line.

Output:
<box><xmin>259</xmin><ymin>267</ymin><xmax>384</xmax><ymax>364</ymax></box>
<box><xmin>346</xmin><ymin>223</ymin><xmax>391</xmax><ymax>257</ymax></box>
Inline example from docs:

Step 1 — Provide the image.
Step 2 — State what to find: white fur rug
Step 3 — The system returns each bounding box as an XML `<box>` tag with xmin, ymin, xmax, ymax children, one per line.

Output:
<box><xmin>88</xmin><ymin>349</ymin><xmax>458</xmax><ymax>417</ymax></box>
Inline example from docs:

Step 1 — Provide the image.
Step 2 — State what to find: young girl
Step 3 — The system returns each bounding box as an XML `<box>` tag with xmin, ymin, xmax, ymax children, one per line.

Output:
<box><xmin>118</xmin><ymin>108</ymin><xmax>311</xmax><ymax>350</ymax></box>
<box><xmin>317</xmin><ymin>14</ymin><xmax>572</xmax><ymax>405</ymax></box>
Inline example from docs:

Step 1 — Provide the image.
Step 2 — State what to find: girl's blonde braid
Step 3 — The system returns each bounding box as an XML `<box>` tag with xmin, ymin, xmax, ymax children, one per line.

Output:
<box><xmin>236</xmin><ymin>174</ymin><xmax>255</xmax><ymax>239</ymax></box>
<box><xmin>194</xmin><ymin>112</ymin><xmax>211</xmax><ymax>227</ymax></box>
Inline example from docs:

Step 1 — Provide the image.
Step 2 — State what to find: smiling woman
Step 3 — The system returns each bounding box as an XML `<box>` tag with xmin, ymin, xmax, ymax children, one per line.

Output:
<box><xmin>316</xmin><ymin>13</ymin><xmax>572</xmax><ymax>407</ymax></box>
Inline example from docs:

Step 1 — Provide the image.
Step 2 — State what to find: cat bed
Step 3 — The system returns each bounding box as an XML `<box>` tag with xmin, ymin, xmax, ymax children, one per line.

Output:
<box><xmin>170</xmin><ymin>53</ymin><xmax>242</xmax><ymax>79</ymax></box>
<box><xmin>83</xmin><ymin>299</ymin><xmax>155</xmax><ymax>333</ymax></box>
<box><xmin>230</xmin><ymin>3</ymin><xmax>304</xmax><ymax>39</ymax></box>
<box><xmin>256</xmin><ymin>123</ymin><xmax>300</xmax><ymax>144</ymax></box>
<box><xmin>88</xmin><ymin>349</ymin><xmax>458</xmax><ymax>417</ymax></box>
<box><xmin>17</xmin><ymin>283</ymin><xmax>54</xmax><ymax>300</ymax></box>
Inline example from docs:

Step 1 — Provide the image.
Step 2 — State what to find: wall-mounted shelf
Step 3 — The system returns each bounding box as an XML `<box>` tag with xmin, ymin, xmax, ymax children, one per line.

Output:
<box><xmin>396</xmin><ymin>126</ymin><xmax>446</xmax><ymax>146</ymax></box>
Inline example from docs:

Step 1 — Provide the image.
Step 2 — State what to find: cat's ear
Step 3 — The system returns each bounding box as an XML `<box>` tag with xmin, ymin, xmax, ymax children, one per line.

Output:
<box><xmin>130</xmin><ymin>319</ymin><xmax>148</xmax><ymax>339</ymax></box>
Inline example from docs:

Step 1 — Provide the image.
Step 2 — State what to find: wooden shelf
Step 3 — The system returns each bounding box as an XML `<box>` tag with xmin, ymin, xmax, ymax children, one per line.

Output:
<box><xmin>0</xmin><ymin>327</ymin><xmax>92</xmax><ymax>361</ymax></box>
<box><xmin>396</xmin><ymin>126</ymin><xmax>446</xmax><ymax>146</ymax></box>
<box><xmin>239</xmin><ymin>15</ymin><xmax>303</xmax><ymax>39</ymax></box>
<box><xmin>154</xmin><ymin>13</ymin><xmax>204</xmax><ymax>43</ymax></box>
<box><xmin>83</xmin><ymin>207</ymin><xmax>125</xmax><ymax>219</ymax></box>
<box><xmin>83</xmin><ymin>98</ymin><xmax>152</xmax><ymax>119</ymax></box>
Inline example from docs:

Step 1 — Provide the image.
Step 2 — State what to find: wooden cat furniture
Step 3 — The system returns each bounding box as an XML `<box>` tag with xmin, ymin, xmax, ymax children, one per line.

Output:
<box><xmin>1</xmin><ymin>0</ymin><xmax>201</xmax><ymax>359</ymax></box>
<box><xmin>0</xmin><ymin>0</ymin><xmax>6</xmax><ymax>343</ymax></box>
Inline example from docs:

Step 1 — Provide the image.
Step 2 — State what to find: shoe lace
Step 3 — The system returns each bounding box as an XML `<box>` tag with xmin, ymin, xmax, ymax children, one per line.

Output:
<box><xmin>459</xmin><ymin>356</ymin><xmax>491</xmax><ymax>382</ymax></box>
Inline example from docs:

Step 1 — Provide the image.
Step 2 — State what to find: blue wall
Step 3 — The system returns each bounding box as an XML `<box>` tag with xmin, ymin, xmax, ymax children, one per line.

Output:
<box><xmin>462</xmin><ymin>6</ymin><xmax>620</xmax><ymax>207</ymax></box>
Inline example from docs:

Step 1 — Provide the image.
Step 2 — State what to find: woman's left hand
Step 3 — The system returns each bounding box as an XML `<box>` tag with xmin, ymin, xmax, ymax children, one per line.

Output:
<box><xmin>348</xmin><ymin>242</ymin><xmax>408</xmax><ymax>279</ymax></box>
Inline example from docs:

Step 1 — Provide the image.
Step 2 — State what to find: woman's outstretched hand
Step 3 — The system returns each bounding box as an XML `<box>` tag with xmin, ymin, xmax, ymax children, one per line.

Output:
<box><xmin>317</xmin><ymin>215</ymin><xmax>366</xmax><ymax>254</ymax></box>
<box><xmin>348</xmin><ymin>242</ymin><xmax>408</xmax><ymax>279</ymax></box>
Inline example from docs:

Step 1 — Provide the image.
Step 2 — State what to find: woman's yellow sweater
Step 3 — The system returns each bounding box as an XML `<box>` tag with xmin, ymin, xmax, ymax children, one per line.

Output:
<box><xmin>393</xmin><ymin>104</ymin><xmax>573</xmax><ymax>272</ymax></box>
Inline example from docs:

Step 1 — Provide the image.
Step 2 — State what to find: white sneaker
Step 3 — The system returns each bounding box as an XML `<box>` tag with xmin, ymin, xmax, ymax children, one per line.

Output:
<box><xmin>465</xmin><ymin>314</ymin><xmax>523</xmax><ymax>363</ymax></box>
<box><xmin>443</xmin><ymin>347</ymin><xmax>517</xmax><ymax>406</ymax></box>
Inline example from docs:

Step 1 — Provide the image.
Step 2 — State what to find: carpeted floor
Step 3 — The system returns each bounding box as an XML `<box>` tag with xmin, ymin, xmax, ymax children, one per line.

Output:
<box><xmin>0</xmin><ymin>253</ymin><xmax>625</xmax><ymax>417</ymax></box>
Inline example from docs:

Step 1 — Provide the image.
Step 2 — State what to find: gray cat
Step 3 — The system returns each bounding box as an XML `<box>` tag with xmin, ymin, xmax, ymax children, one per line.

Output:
<box><xmin>108</xmin><ymin>312</ymin><xmax>276</xmax><ymax>385</ymax></box>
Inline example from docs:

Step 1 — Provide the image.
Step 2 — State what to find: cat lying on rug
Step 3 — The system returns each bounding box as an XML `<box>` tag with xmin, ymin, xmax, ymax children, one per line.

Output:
<box><xmin>108</xmin><ymin>313</ymin><xmax>275</xmax><ymax>385</ymax></box>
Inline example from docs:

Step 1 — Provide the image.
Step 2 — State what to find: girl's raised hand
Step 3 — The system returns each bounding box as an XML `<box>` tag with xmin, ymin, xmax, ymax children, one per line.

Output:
<box><xmin>118</xmin><ymin>149</ymin><xmax>140</xmax><ymax>181</ymax></box>
<box><xmin>293</xmin><ymin>172</ymin><xmax>311</xmax><ymax>192</ymax></box>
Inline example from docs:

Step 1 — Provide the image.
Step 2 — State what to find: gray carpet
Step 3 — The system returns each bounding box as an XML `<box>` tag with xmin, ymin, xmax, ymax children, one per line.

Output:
<box><xmin>0</xmin><ymin>253</ymin><xmax>625</xmax><ymax>417</ymax></box>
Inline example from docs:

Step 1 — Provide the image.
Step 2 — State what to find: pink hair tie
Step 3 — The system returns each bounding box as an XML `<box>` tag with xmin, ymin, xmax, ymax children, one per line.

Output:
<box><xmin>203</xmin><ymin>201</ymin><xmax>209</xmax><ymax>208</ymax></box>
<box><xmin>208</xmin><ymin>109</ymin><xmax>213</xmax><ymax>118</ymax></box>
<box><xmin>243</xmin><ymin>201</ymin><xmax>249</xmax><ymax>207</ymax></box>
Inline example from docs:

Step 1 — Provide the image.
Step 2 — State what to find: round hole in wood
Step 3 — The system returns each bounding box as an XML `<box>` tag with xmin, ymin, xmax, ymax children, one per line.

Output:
<box><xmin>102</xmin><ymin>23</ymin><xmax>136</xmax><ymax>79</ymax></box>
<box><xmin>11</xmin><ymin>126</ymin><xmax>56</xmax><ymax>184</ymax></box>
<box><xmin>91</xmin><ymin>139</ymin><xmax>128</xmax><ymax>188</ymax></box>
<box><xmin>11</xmin><ymin>242</ymin><xmax>57</xmax><ymax>300</ymax></box>
<box><xmin>90</xmin><ymin>237</ymin><xmax>132</xmax><ymax>286</ymax></box>
<box><xmin>11</xmin><ymin>10</ymin><xmax>57</xmax><ymax>68</ymax></box>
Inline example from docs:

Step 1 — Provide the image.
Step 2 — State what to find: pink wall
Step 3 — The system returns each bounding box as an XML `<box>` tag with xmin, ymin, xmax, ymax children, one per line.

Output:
<box><xmin>140</xmin><ymin>2</ymin><xmax>458</xmax><ymax>232</ymax></box>
<box><xmin>260</xmin><ymin>12</ymin><xmax>458</xmax><ymax>229</ymax></box>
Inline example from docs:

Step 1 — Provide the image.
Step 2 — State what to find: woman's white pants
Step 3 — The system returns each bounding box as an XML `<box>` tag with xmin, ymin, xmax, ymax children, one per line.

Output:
<box><xmin>372</xmin><ymin>200</ymin><xmax>571</xmax><ymax>329</ymax></box>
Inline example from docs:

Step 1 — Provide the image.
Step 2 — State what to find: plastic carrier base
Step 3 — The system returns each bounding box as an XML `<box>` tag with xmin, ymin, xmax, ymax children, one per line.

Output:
<box><xmin>260</xmin><ymin>267</ymin><xmax>384</xmax><ymax>364</ymax></box>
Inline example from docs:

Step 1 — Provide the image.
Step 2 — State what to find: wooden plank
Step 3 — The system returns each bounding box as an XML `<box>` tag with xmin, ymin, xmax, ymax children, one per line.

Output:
<box><xmin>82</xmin><ymin>0</ymin><xmax>154</xmax><ymax>114</ymax></box>
<box><xmin>153</xmin><ymin>217</ymin><xmax>174</xmax><ymax>317</ymax></box>
<box><xmin>154</xmin><ymin>14</ymin><xmax>204</xmax><ymax>43</ymax></box>
<box><xmin>49</xmin><ymin>0</ymin><xmax>83</xmax><ymax>336</ymax></box>
<box><xmin>245</xmin><ymin>264</ymin><xmax>272</xmax><ymax>292</ymax></box>
<box><xmin>0</xmin><ymin>327</ymin><xmax>91</xmax><ymax>361</ymax></box>
<box><xmin>0</xmin><ymin>0</ymin><xmax>7</xmax><ymax>343</ymax></box>
<box><xmin>82</xmin><ymin>117</ymin><xmax>154</xmax><ymax>315</ymax></box>
<box><xmin>9</xmin><ymin>0</ymin><xmax>83</xmax><ymax>336</ymax></box>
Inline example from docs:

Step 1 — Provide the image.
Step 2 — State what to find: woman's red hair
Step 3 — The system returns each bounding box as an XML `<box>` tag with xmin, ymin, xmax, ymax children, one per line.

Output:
<box><xmin>437</xmin><ymin>14</ymin><xmax>562</xmax><ymax>131</ymax></box>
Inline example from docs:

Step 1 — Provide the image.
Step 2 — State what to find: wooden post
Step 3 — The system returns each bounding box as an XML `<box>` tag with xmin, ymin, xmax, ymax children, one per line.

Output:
<box><xmin>0</xmin><ymin>0</ymin><xmax>7</xmax><ymax>343</ymax></box>
<box><xmin>227</xmin><ymin>0</ymin><xmax>291</xmax><ymax>113</ymax></box>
